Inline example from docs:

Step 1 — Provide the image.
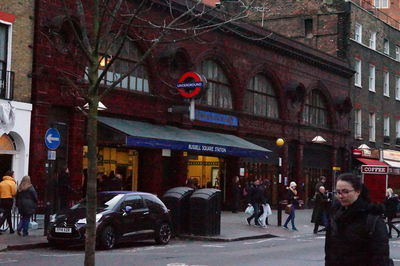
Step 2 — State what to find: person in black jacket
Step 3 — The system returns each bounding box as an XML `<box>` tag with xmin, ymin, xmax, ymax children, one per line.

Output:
<box><xmin>246</xmin><ymin>179</ymin><xmax>266</xmax><ymax>226</ymax></box>
<box><xmin>283</xmin><ymin>181</ymin><xmax>300</xmax><ymax>231</ymax></box>
<box><xmin>16</xmin><ymin>176</ymin><xmax>38</xmax><ymax>236</ymax></box>
<box><xmin>325</xmin><ymin>173</ymin><xmax>391</xmax><ymax>266</ymax></box>
<box><xmin>312</xmin><ymin>185</ymin><xmax>330</xmax><ymax>234</ymax></box>
<box><xmin>384</xmin><ymin>188</ymin><xmax>400</xmax><ymax>238</ymax></box>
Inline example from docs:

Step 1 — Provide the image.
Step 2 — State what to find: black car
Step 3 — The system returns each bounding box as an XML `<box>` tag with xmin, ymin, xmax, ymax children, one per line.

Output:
<box><xmin>47</xmin><ymin>191</ymin><xmax>172</xmax><ymax>249</ymax></box>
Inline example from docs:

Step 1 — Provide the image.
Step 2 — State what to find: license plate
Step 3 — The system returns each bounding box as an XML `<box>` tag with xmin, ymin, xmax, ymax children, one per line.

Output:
<box><xmin>55</xmin><ymin>227</ymin><xmax>72</xmax><ymax>233</ymax></box>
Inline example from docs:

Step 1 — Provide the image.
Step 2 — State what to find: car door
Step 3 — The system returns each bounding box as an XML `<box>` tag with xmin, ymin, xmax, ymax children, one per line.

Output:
<box><xmin>119</xmin><ymin>195</ymin><xmax>149</xmax><ymax>237</ymax></box>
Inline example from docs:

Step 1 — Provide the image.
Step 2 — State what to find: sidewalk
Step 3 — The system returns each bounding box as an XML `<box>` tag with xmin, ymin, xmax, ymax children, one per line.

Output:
<box><xmin>0</xmin><ymin>209</ymin><xmax>315</xmax><ymax>251</ymax></box>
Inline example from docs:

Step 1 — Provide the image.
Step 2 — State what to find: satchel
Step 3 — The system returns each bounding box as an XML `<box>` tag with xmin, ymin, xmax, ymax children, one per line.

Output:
<box><xmin>245</xmin><ymin>204</ymin><xmax>254</xmax><ymax>215</ymax></box>
<box><xmin>285</xmin><ymin>204</ymin><xmax>292</xmax><ymax>214</ymax></box>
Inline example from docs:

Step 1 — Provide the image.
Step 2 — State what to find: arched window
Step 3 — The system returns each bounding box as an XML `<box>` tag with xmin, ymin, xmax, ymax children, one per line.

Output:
<box><xmin>244</xmin><ymin>74</ymin><xmax>279</xmax><ymax>118</ymax></box>
<box><xmin>302</xmin><ymin>90</ymin><xmax>328</xmax><ymax>127</ymax></box>
<box><xmin>0</xmin><ymin>134</ymin><xmax>15</xmax><ymax>151</ymax></box>
<box><xmin>100</xmin><ymin>38</ymin><xmax>149</xmax><ymax>92</ymax></box>
<box><xmin>197</xmin><ymin>60</ymin><xmax>232</xmax><ymax>109</ymax></box>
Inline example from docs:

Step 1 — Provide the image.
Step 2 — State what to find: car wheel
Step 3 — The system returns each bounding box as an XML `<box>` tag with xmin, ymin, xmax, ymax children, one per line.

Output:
<box><xmin>99</xmin><ymin>226</ymin><xmax>116</xmax><ymax>249</ymax></box>
<box><xmin>155</xmin><ymin>223</ymin><xmax>171</xmax><ymax>245</ymax></box>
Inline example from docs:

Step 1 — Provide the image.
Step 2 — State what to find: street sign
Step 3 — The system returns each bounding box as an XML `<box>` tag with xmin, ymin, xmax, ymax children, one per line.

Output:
<box><xmin>361</xmin><ymin>165</ymin><xmax>388</xmax><ymax>174</ymax></box>
<box><xmin>176</xmin><ymin>72</ymin><xmax>207</xmax><ymax>99</ymax></box>
<box><xmin>45</xmin><ymin>128</ymin><xmax>61</xmax><ymax>150</ymax></box>
<box><xmin>48</xmin><ymin>150</ymin><xmax>56</xmax><ymax>160</ymax></box>
<box><xmin>332</xmin><ymin>166</ymin><xmax>341</xmax><ymax>171</ymax></box>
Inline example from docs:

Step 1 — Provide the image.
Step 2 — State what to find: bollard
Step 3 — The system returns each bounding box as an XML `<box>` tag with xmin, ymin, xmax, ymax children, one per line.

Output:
<box><xmin>277</xmin><ymin>203</ymin><xmax>282</xmax><ymax>226</ymax></box>
<box><xmin>43</xmin><ymin>201</ymin><xmax>51</xmax><ymax>236</ymax></box>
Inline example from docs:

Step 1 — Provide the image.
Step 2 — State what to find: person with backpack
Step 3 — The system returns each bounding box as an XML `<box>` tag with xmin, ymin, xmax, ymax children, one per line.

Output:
<box><xmin>384</xmin><ymin>188</ymin><xmax>400</xmax><ymax>238</ymax></box>
<box><xmin>325</xmin><ymin>173</ymin><xmax>392</xmax><ymax>266</ymax></box>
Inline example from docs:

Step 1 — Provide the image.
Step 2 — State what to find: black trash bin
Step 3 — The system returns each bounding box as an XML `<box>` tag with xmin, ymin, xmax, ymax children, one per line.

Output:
<box><xmin>162</xmin><ymin>187</ymin><xmax>194</xmax><ymax>235</ymax></box>
<box><xmin>189</xmin><ymin>188</ymin><xmax>221</xmax><ymax>236</ymax></box>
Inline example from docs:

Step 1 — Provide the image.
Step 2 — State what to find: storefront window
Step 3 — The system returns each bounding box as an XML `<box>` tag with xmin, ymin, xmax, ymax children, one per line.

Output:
<box><xmin>302</xmin><ymin>90</ymin><xmax>328</xmax><ymax>128</ymax></box>
<box><xmin>197</xmin><ymin>60</ymin><xmax>232</xmax><ymax>109</ymax></box>
<box><xmin>244</xmin><ymin>74</ymin><xmax>279</xmax><ymax>118</ymax></box>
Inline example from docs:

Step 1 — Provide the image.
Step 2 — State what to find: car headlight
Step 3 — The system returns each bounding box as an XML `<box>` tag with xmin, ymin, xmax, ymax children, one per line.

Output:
<box><xmin>77</xmin><ymin>214</ymin><xmax>103</xmax><ymax>224</ymax></box>
<box><xmin>50</xmin><ymin>214</ymin><xmax>56</xmax><ymax>223</ymax></box>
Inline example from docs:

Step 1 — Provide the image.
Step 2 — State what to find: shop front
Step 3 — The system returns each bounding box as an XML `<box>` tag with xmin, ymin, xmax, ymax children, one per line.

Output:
<box><xmin>94</xmin><ymin>116</ymin><xmax>271</xmax><ymax>205</ymax></box>
<box><xmin>382</xmin><ymin>149</ymin><xmax>400</xmax><ymax>195</ymax></box>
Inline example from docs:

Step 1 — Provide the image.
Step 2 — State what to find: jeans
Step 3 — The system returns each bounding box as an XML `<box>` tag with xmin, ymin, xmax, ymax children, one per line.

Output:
<box><xmin>0</xmin><ymin>198</ymin><xmax>14</xmax><ymax>231</ymax></box>
<box><xmin>17</xmin><ymin>215</ymin><xmax>31</xmax><ymax>236</ymax></box>
<box><xmin>284</xmin><ymin>205</ymin><xmax>296</xmax><ymax>229</ymax></box>
<box><xmin>248</xmin><ymin>203</ymin><xmax>261</xmax><ymax>225</ymax></box>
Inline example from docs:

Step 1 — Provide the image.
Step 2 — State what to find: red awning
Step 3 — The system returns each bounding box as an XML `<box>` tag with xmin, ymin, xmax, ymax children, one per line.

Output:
<box><xmin>356</xmin><ymin>158</ymin><xmax>388</xmax><ymax>166</ymax></box>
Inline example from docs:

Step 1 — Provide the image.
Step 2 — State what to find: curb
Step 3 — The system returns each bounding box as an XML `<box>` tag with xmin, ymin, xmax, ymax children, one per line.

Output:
<box><xmin>0</xmin><ymin>242</ymin><xmax>49</xmax><ymax>252</ymax></box>
<box><xmin>177</xmin><ymin>233</ymin><xmax>277</xmax><ymax>242</ymax></box>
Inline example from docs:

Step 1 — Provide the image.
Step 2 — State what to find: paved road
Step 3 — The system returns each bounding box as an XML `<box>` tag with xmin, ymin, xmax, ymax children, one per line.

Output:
<box><xmin>2</xmin><ymin>233</ymin><xmax>400</xmax><ymax>266</ymax></box>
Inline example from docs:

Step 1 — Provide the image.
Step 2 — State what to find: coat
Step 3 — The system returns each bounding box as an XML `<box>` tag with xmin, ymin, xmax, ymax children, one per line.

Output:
<box><xmin>384</xmin><ymin>195</ymin><xmax>399</xmax><ymax>219</ymax></box>
<box><xmin>311</xmin><ymin>192</ymin><xmax>329</xmax><ymax>224</ymax></box>
<box><xmin>287</xmin><ymin>189</ymin><xmax>299</xmax><ymax>207</ymax></box>
<box><xmin>325</xmin><ymin>197</ymin><xmax>391</xmax><ymax>266</ymax></box>
<box><xmin>16</xmin><ymin>186</ymin><xmax>38</xmax><ymax>216</ymax></box>
<box><xmin>0</xmin><ymin>176</ymin><xmax>16</xmax><ymax>199</ymax></box>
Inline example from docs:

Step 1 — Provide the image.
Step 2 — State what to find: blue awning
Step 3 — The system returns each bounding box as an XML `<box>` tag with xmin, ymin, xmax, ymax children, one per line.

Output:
<box><xmin>98</xmin><ymin>116</ymin><xmax>271</xmax><ymax>158</ymax></box>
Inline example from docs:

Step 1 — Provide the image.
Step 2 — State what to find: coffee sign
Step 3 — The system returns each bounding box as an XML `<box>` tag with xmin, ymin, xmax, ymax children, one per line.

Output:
<box><xmin>361</xmin><ymin>165</ymin><xmax>388</xmax><ymax>174</ymax></box>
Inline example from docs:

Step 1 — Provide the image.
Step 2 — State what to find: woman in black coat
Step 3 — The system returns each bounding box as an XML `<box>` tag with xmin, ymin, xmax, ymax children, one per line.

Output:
<box><xmin>325</xmin><ymin>173</ymin><xmax>391</xmax><ymax>266</ymax></box>
<box><xmin>384</xmin><ymin>188</ymin><xmax>400</xmax><ymax>238</ymax></box>
<box><xmin>16</xmin><ymin>176</ymin><xmax>38</xmax><ymax>236</ymax></box>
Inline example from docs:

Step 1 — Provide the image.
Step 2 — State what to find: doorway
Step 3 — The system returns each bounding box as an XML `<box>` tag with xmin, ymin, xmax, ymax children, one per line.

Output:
<box><xmin>0</xmin><ymin>154</ymin><xmax>12</xmax><ymax>177</ymax></box>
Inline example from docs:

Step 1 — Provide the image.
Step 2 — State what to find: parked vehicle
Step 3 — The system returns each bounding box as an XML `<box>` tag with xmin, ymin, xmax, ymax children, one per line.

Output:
<box><xmin>47</xmin><ymin>191</ymin><xmax>172</xmax><ymax>249</ymax></box>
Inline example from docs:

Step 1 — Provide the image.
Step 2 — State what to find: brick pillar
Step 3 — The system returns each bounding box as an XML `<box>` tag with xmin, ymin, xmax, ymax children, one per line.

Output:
<box><xmin>295</xmin><ymin>142</ymin><xmax>304</xmax><ymax>198</ymax></box>
<box><xmin>68</xmin><ymin>110</ymin><xmax>85</xmax><ymax>198</ymax></box>
<box><xmin>174</xmin><ymin>151</ymin><xmax>188</xmax><ymax>186</ymax></box>
<box><xmin>139</xmin><ymin>149</ymin><xmax>163</xmax><ymax>196</ymax></box>
<box><xmin>224</xmin><ymin>157</ymin><xmax>240</xmax><ymax>208</ymax></box>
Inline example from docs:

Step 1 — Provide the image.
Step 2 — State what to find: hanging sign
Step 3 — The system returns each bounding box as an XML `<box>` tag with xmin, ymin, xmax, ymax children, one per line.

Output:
<box><xmin>176</xmin><ymin>72</ymin><xmax>207</xmax><ymax>99</ymax></box>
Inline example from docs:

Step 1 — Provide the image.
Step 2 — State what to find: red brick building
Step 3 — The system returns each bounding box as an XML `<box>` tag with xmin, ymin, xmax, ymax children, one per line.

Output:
<box><xmin>30</xmin><ymin>1</ymin><xmax>353</xmax><ymax>209</ymax></box>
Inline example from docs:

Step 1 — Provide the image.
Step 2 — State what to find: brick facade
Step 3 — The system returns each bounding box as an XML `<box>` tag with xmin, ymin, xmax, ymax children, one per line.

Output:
<box><xmin>30</xmin><ymin>1</ymin><xmax>353</xmax><ymax>205</ymax></box>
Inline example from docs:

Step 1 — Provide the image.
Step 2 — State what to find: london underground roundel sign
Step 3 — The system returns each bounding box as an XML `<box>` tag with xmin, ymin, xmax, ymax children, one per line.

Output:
<box><xmin>176</xmin><ymin>72</ymin><xmax>207</xmax><ymax>99</ymax></box>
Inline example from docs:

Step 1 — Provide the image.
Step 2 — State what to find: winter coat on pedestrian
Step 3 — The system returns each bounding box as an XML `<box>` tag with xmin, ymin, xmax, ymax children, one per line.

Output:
<box><xmin>16</xmin><ymin>186</ymin><xmax>38</xmax><ymax>216</ymax></box>
<box><xmin>325</xmin><ymin>197</ymin><xmax>391</xmax><ymax>266</ymax></box>
<box><xmin>311</xmin><ymin>192</ymin><xmax>329</xmax><ymax>224</ymax></box>
<box><xmin>0</xmin><ymin>175</ymin><xmax>16</xmax><ymax>199</ymax></box>
<box><xmin>384</xmin><ymin>195</ymin><xmax>399</xmax><ymax>219</ymax></box>
<box><xmin>249</xmin><ymin>184</ymin><xmax>266</xmax><ymax>205</ymax></box>
<box><xmin>287</xmin><ymin>188</ymin><xmax>299</xmax><ymax>207</ymax></box>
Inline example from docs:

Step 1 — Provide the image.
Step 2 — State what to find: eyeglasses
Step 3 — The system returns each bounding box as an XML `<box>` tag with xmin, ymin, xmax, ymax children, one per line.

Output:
<box><xmin>334</xmin><ymin>189</ymin><xmax>355</xmax><ymax>195</ymax></box>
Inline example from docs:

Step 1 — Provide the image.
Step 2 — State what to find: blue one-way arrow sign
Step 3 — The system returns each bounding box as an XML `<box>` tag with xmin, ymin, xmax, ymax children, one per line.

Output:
<box><xmin>45</xmin><ymin>128</ymin><xmax>61</xmax><ymax>150</ymax></box>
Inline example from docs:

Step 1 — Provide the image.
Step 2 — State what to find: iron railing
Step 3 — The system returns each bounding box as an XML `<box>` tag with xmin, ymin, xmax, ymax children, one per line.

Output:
<box><xmin>0</xmin><ymin>70</ymin><xmax>14</xmax><ymax>100</ymax></box>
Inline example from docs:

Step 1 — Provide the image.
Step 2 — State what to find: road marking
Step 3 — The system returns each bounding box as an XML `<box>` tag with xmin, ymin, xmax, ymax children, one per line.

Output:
<box><xmin>0</xmin><ymin>260</ymin><xmax>18</xmax><ymax>264</ymax></box>
<box><xmin>244</xmin><ymin>239</ymin><xmax>274</xmax><ymax>245</ymax></box>
<box><xmin>201</xmin><ymin>244</ymin><xmax>225</xmax><ymax>248</ymax></box>
<box><xmin>314</xmin><ymin>236</ymin><xmax>325</xmax><ymax>239</ymax></box>
<box><xmin>40</xmin><ymin>254</ymin><xmax>81</xmax><ymax>257</ymax></box>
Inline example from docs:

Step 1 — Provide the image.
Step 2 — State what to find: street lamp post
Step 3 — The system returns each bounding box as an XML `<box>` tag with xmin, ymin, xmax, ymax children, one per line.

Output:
<box><xmin>276</xmin><ymin>138</ymin><xmax>285</xmax><ymax>226</ymax></box>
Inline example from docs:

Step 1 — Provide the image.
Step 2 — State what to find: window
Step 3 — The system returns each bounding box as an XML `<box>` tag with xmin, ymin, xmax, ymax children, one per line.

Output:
<box><xmin>197</xmin><ymin>60</ymin><xmax>232</xmax><ymax>109</ymax></box>
<box><xmin>354</xmin><ymin>109</ymin><xmax>362</xmax><ymax>139</ymax></box>
<box><xmin>369</xmin><ymin>113</ymin><xmax>376</xmax><ymax>142</ymax></box>
<box><xmin>99</xmin><ymin>38</ymin><xmax>149</xmax><ymax>93</ymax></box>
<box><xmin>369</xmin><ymin>32</ymin><xmax>376</xmax><ymax>50</ymax></box>
<box><xmin>0</xmin><ymin>23</ymin><xmax>12</xmax><ymax>100</ymax></box>
<box><xmin>244</xmin><ymin>74</ymin><xmax>279</xmax><ymax>118</ymax></box>
<box><xmin>121</xmin><ymin>195</ymin><xmax>145</xmax><ymax>210</ymax></box>
<box><xmin>354</xmin><ymin>59</ymin><xmax>362</xmax><ymax>87</ymax></box>
<box><xmin>368</xmin><ymin>64</ymin><xmax>375</xmax><ymax>92</ymax></box>
<box><xmin>396</xmin><ymin>120</ymin><xmax>400</xmax><ymax>139</ymax></box>
<box><xmin>396</xmin><ymin>46</ymin><xmax>400</xmax><ymax>61</ymax></box>
<box><xmin>384</xmin><ymin>71</ymin><xmax>390</xmax><ymax>97</ymax></box>
<box><xmin>354</xmin><ymin>23</ymin><xmax>362</xmax><ymax>43</ymax></box>
<box><xmin>302</xmin><ymin>90</ymin><xmax>328</xmax><ymax>128</ymax></box>
<box><xmin>396</xmin><ymin>76</ymin><xmax>400</xmax><ymax>100</ymax></box>
<box><xmin>384</xmin><ymin>39</ymin><xmax>390</xmax><ymax>54</ymax></box>
<box><xmin>374</xmin><ymin>0</ymin><xmax>389</xmax><ymax>8</ymax></box>
<box><xmin>355</xmin><ymin>23</ymin><xmax>362</xmax><ymax>43</ymax></box>
<box><xmin>384</xmin><ymin>116</ymin><xmax>390</xmax><ymax>137</ymax></box>
<box><xmin>305</xmin><ymin>19</ymin><xmax>313</xmax><ymax>38</ymax></box>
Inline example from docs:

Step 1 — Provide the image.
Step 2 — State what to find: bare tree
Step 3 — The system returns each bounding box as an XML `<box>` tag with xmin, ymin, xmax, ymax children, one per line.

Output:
<box><xmin>43</xmin><ymin>0</ymin><xmax>259</xmax><ymax>265</ymax></box>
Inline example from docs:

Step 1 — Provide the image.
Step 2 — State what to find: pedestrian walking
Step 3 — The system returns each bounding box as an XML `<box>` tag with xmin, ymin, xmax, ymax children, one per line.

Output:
<box><xmin>231</xmin><ymin>176</ymin><xmax>241</xmax><ymax>213</ymax></box>
<box><xmin>325</xmin><ymin>173</ymin><xmax>392</xmax><ymax>266</ymax></box>
<box><xmin>246</xmin><ymin>179</ymin><xmax>266</xmax><ymax>226</ymax></box>
<box><xmin>0</xmin><ymin>170</ymin><xmax>17</xmax><ymax>234</ymax></box>
<box><xmin>57</xmin><ymin>166</ymin><xmax>73</xmax><ymax>210</ymax></box>
<box><xmin>283</xmin><ymin>181</ymin><xmax>300</xmax><ymax>231</ymax></box>
<box><xmin>311</xmin><ymin>185</ymin><xmax>330</xmax><ymax>234</ymax></box>
<box><xmin>384</xmin><ymin>188</ymin><xmax>400</xmax><ymax>238</ymax></box>
<box><xmin>16</xmin><ymin>176</ymin><xmax>38</xmax><ymax>236</ymax></box>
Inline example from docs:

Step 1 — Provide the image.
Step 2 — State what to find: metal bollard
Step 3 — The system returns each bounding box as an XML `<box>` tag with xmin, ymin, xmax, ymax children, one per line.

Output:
<box><xmin>43</xmin><ymin>201</ymin><xmax>51</xmax><ymax>236</ymax></box>
<box><xmin>277</xmin><ymin>203</ymin><xmax>282</xmax><ymax>226</ymax></box>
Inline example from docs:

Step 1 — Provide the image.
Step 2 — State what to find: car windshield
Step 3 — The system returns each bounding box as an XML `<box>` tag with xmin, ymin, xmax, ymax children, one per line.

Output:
<box><xmin>71</xmin><ymin>193</ymin><xmax>125</xmax><ymax>210</ymax></box>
